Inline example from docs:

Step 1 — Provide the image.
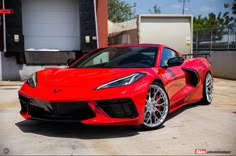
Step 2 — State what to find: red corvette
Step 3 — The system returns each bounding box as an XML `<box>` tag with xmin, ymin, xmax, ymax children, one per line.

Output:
<box><xmin>18</xmin><ymin>44</ymin><xmax>213</xmax><ymax>129</ymax></box>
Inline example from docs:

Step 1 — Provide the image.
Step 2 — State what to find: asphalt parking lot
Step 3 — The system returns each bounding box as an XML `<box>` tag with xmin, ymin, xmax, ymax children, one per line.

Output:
<box><xmin>0</xmin><ymin>78</ymin><xmax>235</xmax><ymax>155</ymax></box>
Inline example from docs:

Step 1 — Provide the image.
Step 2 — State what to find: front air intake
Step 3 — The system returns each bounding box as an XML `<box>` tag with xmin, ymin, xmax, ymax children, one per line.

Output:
<box><xmin>96</xmin><ymin>98</ymin><xmax>138</xmax><ymax>118</ymax></box>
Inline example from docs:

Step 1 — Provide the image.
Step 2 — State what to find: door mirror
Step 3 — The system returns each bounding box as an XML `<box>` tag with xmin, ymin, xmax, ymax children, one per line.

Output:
<box><xmin>67</xmin><ymin>58</ymin><xmax>75</xmax><ymax>66</ymax></box>
<box><xmin>167</xmin><ymin>57</ymin><xmax>184</xmax><ymax>67</ymax></box>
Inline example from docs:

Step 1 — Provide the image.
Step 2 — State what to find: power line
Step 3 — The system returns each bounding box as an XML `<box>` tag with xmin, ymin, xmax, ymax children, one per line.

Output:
<box><xmin>178</xmin><ymin>0</ymin><xmax>190</xmax><ymax>14</ymax></box>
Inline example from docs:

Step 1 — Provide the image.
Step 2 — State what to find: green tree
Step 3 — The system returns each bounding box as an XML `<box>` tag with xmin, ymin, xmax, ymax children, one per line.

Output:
<box><xmin>148</xmin><ymin>5</ymin><xmax>161</xmax><ymax>14</ymax></box>
<box><xmin>108</xmin><ymin>0</ymin><xmax>135</xmax><ymax>23</ymax></box>
<box><xmin>193</xmin><ymin>12</ymin><xmax>235</xmax><ymax>30</ymax></box>
<box><xmin>193</xmin><ymin>12</ymin><xmax>235</xmax><ymax>42</ymax></box>
<box><xmin>224</xmin><ymin>0</ymin><xmax>236</xmax><ymax>21</ymax></box>
<box><xmin>232</xmin><ymin>0</ymin><xmax>236</xmax><ymax>14</ymax></box>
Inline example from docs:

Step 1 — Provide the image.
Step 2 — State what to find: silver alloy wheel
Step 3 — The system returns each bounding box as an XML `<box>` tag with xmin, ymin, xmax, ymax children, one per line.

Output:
<box><xmin>144</xmin><ymin>84</ymin><xmax>169</xmax><ymax>128</ymax></box>
<box><xmin>205</xmin><ymin>73</ymin><xmax>213</xmax><ymax>103</ymax></box>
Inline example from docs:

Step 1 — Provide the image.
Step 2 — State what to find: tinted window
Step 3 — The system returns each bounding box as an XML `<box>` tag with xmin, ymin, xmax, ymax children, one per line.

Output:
<box><xmin>161</xmin><ymin>48</ymin><xmax>179</xmax><ymax>67</ymax></box>
<box><xmin>71</xmin><ymin>46</ymin><xmax>158</xmax><ymax>68</ymax></box>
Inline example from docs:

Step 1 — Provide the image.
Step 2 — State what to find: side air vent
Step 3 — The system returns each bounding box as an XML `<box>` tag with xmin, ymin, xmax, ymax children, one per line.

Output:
<box><xmin>182</xmin><ymin>68</ymin><xmax>199</xmax><ymax>87</ymax></box>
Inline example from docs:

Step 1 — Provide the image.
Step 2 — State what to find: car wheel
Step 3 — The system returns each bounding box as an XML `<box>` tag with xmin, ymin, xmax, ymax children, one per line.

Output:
<box><xmin>201</xmin><ymin>72</ymin><xmax>213</xmax><ymax>105</ymax></box>
<box><xmin>142</xmin><ymin>82</ymin><xmax>169</xmax><ymax>130</ymax></box>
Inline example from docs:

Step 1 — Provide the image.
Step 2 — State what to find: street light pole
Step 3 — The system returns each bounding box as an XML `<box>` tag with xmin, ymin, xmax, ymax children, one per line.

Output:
<box><xmin>182</xmin><ymin>0</ymin><xmax>185</xmax><ymax>14</ymax></box>
<box><xmin>179</xmin><ymin>0</ymin><xmax>189</xmax><ymax>14</ymax></box>
<box><xmin>2</xmin><ymin>0</ymin><xmax>7</xmax><ymax>52</ymax></box>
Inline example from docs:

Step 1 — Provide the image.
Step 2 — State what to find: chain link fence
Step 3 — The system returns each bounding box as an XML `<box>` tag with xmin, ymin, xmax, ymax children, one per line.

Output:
<box><xmin>193</xmin><ymin>26</ymin><xmax>236</xmax><ymax>51</ymax></box>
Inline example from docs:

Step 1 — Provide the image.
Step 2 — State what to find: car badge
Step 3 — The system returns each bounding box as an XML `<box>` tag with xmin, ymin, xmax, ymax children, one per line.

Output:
<box><xmin>54</xmin><ymin>89</ymin><xmax>62</xmax><ymax>94</ymax></box>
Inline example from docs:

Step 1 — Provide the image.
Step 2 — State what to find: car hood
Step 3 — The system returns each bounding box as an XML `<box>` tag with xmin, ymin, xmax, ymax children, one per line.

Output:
<box><xmin>39</xmin><ymin>68</ymin><xmax>149</xmax><ymax>88</ymax></box>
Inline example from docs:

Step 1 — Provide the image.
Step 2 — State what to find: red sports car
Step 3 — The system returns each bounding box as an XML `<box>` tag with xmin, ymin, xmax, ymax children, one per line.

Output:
<box><xmin>18</xmin><ymin>44</ymin><xmax>213</xmax><ymax>129</ymax></box>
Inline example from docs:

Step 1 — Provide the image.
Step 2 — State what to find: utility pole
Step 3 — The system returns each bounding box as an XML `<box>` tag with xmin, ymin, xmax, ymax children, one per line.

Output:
<box><xmin>178</xmin><ymin>0</ymin><xmax>189</xmax><ymax>14</ymax></box>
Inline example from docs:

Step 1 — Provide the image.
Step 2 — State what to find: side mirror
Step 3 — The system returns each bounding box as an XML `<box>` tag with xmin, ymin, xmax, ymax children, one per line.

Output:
<box><xmin>67</xmin><ymin>58</ymin><xmax>75</xmax><ymax>66</ymax></box>
<box><xmin>167</xmin><ymin>57</ymin><xmax>184</xmax><ymax>67</ymax></box>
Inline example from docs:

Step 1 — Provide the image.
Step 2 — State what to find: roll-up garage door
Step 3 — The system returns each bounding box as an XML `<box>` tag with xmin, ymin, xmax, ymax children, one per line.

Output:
<box><xmin>22</xmin><ymin>0</ymin><xmax>81</xmax><ymax>51</ymax></box>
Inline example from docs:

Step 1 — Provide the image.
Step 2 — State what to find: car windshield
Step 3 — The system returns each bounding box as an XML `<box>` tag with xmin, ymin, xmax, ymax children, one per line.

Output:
<box><xmin>71</xmin><ymin>46</ymin><xmax>158</xmax><ymax>68</ymax></box>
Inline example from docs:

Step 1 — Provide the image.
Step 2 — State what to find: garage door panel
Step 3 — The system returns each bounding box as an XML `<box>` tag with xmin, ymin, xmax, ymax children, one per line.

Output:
<box><xmin>23</xmin><ymin>24</ymin><xmax>79</xmax><ymax>36</ymax></box>
<box><xmin>25</xmin><ymin>36</ymin><xmax>80</xmax><ymax>50</ymax></box>
<box><xmin>139</xmin><ymin>17</ymin><xmax>191</xmax><ymax>54</ymax></box>
<box><xmin>25</xmin><ymin>12</ymin><xmax>76</xmax><ymax>24</ymax></box>
<box><xmin>23</xmin><ymin>0</ymin><xmax>77</xmax><ymax>12</ymax></box>
<box><xmin>22</xmin><ymin>0</ymin><xmax>80</xmax><ymax>50</ymax></box>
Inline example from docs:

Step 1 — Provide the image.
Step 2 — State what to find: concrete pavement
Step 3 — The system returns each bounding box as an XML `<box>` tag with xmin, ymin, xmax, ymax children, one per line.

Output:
<box><xmin>0</xmin><ymin>78</ymin><xmax>235</xmax><ymax>155</ymax></box>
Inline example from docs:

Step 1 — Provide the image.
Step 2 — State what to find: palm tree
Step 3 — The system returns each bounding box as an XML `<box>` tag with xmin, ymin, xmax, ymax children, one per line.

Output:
<box><xmin>233</xmin><ymin>0</ymin><xmax>236</xmax><ymax>14</ymax></box>
<box><xmin>148</xmin><ymin>5</ymin><xmax>161</xmax><ymax>14</ymax></box>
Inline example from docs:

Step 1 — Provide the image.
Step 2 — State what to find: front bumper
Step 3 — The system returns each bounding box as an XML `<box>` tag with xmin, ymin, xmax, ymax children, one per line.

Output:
<box><xmin>18</xmin><ymin>80</ymin><xmax>149</xmax><ymax>125</ymax></box>
<box><xmin>19</xmin><ymin>94</ymin><xmax>138</xmax><ymax>122</ymax></box>
<box><xmin>19</xmin><ymin>94</ymin><xmax>96</xmax><ymax>121</ymax></box>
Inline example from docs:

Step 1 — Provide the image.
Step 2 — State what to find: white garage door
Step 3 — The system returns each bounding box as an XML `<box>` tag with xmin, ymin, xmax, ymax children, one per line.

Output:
<box><xmin>139</xmin><ymin>16</ymin><xmax>192</xmax><ymax>54</ymax></box>
<box><xmin>22</xmin><ymin>0</ymin><xmax>80</xmax><ymax>51</ymax></box>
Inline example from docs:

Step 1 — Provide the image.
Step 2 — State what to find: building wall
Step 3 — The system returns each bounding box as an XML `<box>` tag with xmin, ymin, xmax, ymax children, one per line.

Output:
<box><xmin>209</xmin><ymin>51</ymin><xmax>236</xmax><ymax>80</ymax></box>
<box><xmin>109</xmin><ymin>29</ymin><xmax>138</xmax><ymax>45</ymax></box>
<box><xmin>0</xmin><ymin>15</ymin><xmax>3</xmax><ymax>51</ymax></box>
<box><xmin>108</xmin><ymin>15</ymin><xmax>192</xmax><ymax>54</ymax></box>
<box><xmin>0</xmin><ymin>0</ymin><xmax>108</xmax><ymax>50</ymax></box>
<box><xmin>138</xmin><ymin>15</ymin><xmax>192</xmax><ymax>54</ymax></box>
<box><xmin>0</xmin><ymin>2</ymin><xmax>4</xmax><ymax>51</ymax></box>
<box><xmin>0</xmin><ymin>0</ymin><xmax>108</xmax><ymax>80</ymax></box>
<box><xmin>0</xmin><ymin>52</ymin><xmax>67</xmax><ymax>80</ymax></box>
<box><xmin>96</xmin><ymin>0</ymin><xmax>108</xmax><ymax>47</ymax></box>
<box><xmin>0</xmin><ymin>52</ymin><xmax>20</xmax><ymax>80</ymax></box>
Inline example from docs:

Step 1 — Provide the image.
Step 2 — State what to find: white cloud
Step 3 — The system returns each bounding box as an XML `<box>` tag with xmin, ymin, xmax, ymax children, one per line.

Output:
<box><xmin>171</xmin><ymin>4</ymin><xmax>181</xmax><ymax>9</ymax></box>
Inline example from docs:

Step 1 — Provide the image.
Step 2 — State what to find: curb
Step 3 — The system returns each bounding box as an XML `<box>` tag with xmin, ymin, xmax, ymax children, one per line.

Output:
<box><xmin>0</xmin><ymin>81</ymin><xmax>24</xmax><ymax>86</ymax></box>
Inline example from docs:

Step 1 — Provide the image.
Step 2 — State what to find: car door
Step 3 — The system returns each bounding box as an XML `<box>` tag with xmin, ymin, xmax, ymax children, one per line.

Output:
<box><xmin>159</xmin><ymin>47</ymin><xmax>186</xmax><ymax>105</ymax></box>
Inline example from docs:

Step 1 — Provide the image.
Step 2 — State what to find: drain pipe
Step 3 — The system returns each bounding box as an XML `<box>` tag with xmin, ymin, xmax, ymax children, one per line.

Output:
<box><xmin>93</xmin><ymin>0</ymin><xmax>99</xmax><ymax>48</ymax></box>
<box><xmin>2</xmin><ymin>0</ymin><xmax>7</xmax><ymax>52</ymax></box>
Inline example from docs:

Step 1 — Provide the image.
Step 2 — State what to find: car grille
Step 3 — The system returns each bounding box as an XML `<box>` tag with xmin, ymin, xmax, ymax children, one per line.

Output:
<box><xmin>18</xmin><ymin>94</ymin><xmax>96</xmax><ymax>121</ymax></box>
<box><xmin>96</xmin><ymin>98</ymin><xmax>138</xmax><ymax>118</ymax></box>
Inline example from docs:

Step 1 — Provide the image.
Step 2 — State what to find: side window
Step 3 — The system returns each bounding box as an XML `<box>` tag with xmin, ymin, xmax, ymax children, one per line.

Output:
<box><xmin>161</xmin><ymin>48</ymin><xmax>179</xmax><ymax>67</ymax></box>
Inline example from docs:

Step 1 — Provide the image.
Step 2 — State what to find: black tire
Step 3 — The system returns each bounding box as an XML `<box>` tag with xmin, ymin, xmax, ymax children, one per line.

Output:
<box><xmin>141</xmin><ymin>82</ymin><xmax>170</xmax><ymax>130</ymax></box>
<box><xmin>201</xmin><ymin>72</ymin><xmax>213</xmax><ymax>105</ymax></box>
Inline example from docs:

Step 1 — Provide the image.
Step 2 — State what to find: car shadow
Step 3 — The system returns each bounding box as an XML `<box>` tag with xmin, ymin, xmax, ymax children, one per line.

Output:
<box><xmin>15</xmin><ymin>120</ymin><xmax>142</xmax><ymax>139</ymax></box>
<box><xmin>15</xmin><ymin>103</ymin><xmax>204</xmax><ymax>139</ymax></box>
<box><xmin>167</xmin><ymin>102</ymin><xmax>204</xmax><ymax>121</ymax></box>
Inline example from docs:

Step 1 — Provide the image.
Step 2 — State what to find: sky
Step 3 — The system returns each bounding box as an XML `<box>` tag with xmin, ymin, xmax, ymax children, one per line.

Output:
<box><xmin>123</xmin><ymin>0</ymin><xmax>234</xmax><ymax>17</ymax></box>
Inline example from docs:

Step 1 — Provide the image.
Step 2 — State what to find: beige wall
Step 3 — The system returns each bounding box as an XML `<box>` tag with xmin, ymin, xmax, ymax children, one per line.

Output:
<box><xmin>109</xmin><ymin>29</ymin><xmax>138</xmax><ymax>45</ymax></box>
<box><xmin>138</xmin><ymin>15</ymin><xmax>192</xmax><ymax>54</ymax></box>
<box><xmin>209</xmin><ymin>51</ymin><xmax>236</xmax><ymax>80</ymax></box>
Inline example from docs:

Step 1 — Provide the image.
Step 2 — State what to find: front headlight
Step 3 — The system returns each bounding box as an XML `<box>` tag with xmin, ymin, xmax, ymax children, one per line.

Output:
<box><xmin>26</xmin><ymin>72</ymin><xmax>37</xmax><ymax>88</ymax></box>
<box><xmin>96</xmin><ymin>72</ymin><xmax>146</xmax><ymax>90</ymax></box>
